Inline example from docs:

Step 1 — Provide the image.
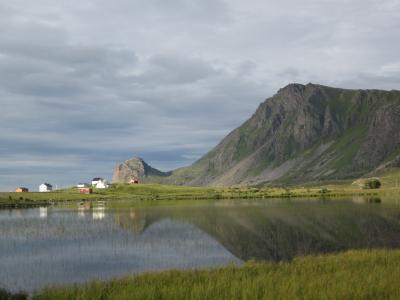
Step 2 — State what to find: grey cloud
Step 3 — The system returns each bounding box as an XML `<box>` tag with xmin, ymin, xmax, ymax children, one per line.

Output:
<box><xmin>0</xmin><ymin>0</ymin><xmax>399</xmax><ymax>190</ymax></box>
<box><xmin>87</xmin><ymin>0</ymin><xmax>230</xmax><ymax>25</ymax></box>
<box><xmin>140</xmin><ymin>54</ymin><xmax>220</xmax><ymax>85</ymax></box>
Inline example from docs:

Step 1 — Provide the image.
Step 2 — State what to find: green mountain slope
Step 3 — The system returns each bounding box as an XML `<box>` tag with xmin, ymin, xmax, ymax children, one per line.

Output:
<box><xmin>113</xmin><ymin>83</ymin><xmax>400</xmax><ymax>186</ymax></box>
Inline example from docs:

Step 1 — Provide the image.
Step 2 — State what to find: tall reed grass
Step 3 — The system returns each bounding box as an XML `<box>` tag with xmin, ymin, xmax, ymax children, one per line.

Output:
<box><xmin>34</xmin><ymin>249</ymin><xmax>400</xmax><ymax>300</ymax></box>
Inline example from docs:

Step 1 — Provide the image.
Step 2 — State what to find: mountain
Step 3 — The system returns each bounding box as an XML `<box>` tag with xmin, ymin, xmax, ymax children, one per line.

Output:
<box><xmin>113</xmin><ymin>83</ymin><xmax>400</xmax><ymax>186</ymax></box>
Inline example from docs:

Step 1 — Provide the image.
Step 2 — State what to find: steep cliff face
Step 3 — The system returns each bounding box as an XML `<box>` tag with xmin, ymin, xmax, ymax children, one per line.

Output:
<box><xmin>113</xmin><ymin>83</ymin><xmax>400</xmax><ymax>186</ymax></box>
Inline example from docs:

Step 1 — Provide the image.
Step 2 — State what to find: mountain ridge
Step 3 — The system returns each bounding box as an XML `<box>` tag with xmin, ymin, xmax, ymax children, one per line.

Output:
<box><xmin>113</xmin><ymin>83</ymin><xmax>400</xmax><ymax>186</ymax></box>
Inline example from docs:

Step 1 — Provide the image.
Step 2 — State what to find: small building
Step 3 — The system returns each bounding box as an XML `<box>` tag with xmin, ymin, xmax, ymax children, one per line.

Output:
<box><xmin>79</xmin><ymin>187</ymin><xmax>92</xmax><ymax>194</ymax></box>
<box><xmin>77</xmin><ymin>183</ymin><xmax>89</xmax><ymax>188</ymax></box>
<box><xmin>129</xmin><ymin>178</ymin><xmax>139</xmax><ymax>184</ymax></box>
<box><xmin>91</xmin><ymin>178</ymin><xmax>103</xmax><ymax>186</ymax></box>
<box><xmin>96</xmin><ymin>179</ymin><xmax>109</xmax><ymax>189</ymax></box>
<box><xmin>39</xmin><ymin>183</ymin><xmax>53</xmax><ymax>192</ymax></box>
<box><xmin>15</xmin><ymin>187</ymin><xmax>29</xmax><ymax>193</ymax></box>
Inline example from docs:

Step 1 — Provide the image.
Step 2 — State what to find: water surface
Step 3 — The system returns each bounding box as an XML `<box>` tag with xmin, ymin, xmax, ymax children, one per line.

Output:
<box><xmin>1</xmin><ymin>198</ymin><xmax>400</xmax><ymax>293</ymax></box>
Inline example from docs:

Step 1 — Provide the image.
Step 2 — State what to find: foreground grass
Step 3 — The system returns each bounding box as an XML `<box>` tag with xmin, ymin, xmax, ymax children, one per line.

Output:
<box><xmin>34</xmin><ymin>249</ymin><xmax>400</xmax><ymax>300</ymax></box>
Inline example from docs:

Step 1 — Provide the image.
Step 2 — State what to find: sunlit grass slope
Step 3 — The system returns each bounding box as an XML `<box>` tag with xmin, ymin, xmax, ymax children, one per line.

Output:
<box><xmin>35</xmin><ymin>249</ymin><xmax>400</xmax><ymax>300</ymax></box>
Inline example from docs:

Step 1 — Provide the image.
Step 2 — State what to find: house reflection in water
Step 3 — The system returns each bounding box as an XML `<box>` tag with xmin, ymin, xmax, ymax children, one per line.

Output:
<box><xmin>92</xmin><ymin>208</ymin><xmax>105</xmax><ymax>220</ymax></box>
<box><xmin>78</xmin><ymin>202</ymin><xmax>90</xmax><ymax>218</ymax></box>
<box><xmin>115</xmin><ymin>209</ymin><xmax>146</xmax><ymax>234</ymax></box>
<box><xmin>76</xmin><ymin>201</ymin><xmax>106</xmax><ymax>220</ymax></box>
<box><xmin>39</xmin><ymin>207</ymin><xmax>48</xmax><ymax>219</ymax></box>
<box><xmin>92</xmin><ymin>201</ymin><xmax>106</xmax><ymax>220</ymax></box>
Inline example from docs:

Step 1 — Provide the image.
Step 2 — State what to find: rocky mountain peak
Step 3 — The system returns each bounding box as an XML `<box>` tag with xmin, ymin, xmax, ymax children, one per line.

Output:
<box><xmin>112</xmin><ymin>156</ymin><xmax>169</xmax><ymax>183</ymax></box>
<box><xmin>112</xmin><ymin>84</ymin><xmax>400</xmax><ymax>186</ymax></box>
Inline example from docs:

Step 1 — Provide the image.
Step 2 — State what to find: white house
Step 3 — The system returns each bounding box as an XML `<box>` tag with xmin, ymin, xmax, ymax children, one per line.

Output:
<box><xmin>39</xmin><ymin>183</ymin><xmax>53</xmax><ymax>192</ymax></box>
<box><xmin>95</xmin><ymin>179</ymin><xmax>109</xmax><ymax>189</ymax></box>
<box><xmin>91</xmin><ymin>177</ymin><xmax>103</xmax><ymax>186</ymax></box>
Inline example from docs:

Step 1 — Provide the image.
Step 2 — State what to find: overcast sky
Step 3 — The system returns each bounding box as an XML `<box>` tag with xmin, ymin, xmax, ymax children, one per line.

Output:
<box><xmin>0</xmin><ymin>0</ymin><xmax>399</xmax><ymax>191</ymax></box>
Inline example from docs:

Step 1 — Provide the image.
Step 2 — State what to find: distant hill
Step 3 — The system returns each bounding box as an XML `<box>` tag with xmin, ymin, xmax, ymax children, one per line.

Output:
<box><xmin>112</xmin><ymin>157</ymin><xmax>170</xmax><ymax>183</ymax></box>
<box><xmin>113</xmin><ymin>83</ymin><xmax>400</xmax><ymax>186</ymax></box>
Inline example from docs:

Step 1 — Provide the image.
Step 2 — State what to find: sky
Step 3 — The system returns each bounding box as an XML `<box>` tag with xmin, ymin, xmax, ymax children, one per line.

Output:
<box><xmin>0</xmin><ymin>0</ymin><xmax>399</xmax><ymax>191</ymax></box>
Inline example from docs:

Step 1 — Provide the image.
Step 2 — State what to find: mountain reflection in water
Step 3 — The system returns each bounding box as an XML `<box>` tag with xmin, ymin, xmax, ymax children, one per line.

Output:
<box><xmin>1</xmin><ymin>198</ymin><xmax>400</xmax><ymax>293</ymax></box>
<box><xmin>114</xmin><ymin>199</ymin><xmax>400</xmax><ymax>261</ymax></box>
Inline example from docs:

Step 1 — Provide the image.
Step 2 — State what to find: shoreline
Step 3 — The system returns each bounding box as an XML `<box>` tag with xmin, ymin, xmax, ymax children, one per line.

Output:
<box><xmin>0</xmin><ymin>183</ymin><xmax>395</xmax><ymax>208</ymax></box>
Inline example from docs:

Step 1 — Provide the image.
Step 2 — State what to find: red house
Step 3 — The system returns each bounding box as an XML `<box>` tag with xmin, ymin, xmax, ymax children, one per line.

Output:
<box><xmin>79</xmin><ymin>187</ymin><xmax>92</xmax><ymax>194</ymax></box>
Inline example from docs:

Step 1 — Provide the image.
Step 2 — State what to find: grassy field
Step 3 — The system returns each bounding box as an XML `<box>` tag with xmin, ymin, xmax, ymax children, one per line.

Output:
<box><xmin>2</xmin><ymin>169</ymin><xmax>400</xmax><ymax>207</ymax></box>
<box><xmin>0</xmin><ymin>181</ymin><xmax>398</xmax><ymax>207</ymax></box>
<box><xmin>0</xmin><ymin>183</ymin><xmax>389</xmax><ymax>207</ymax></box>
<box><xmin>31</xmin><ymin>249</ymin><xmax>400</xmax><ymax>300</ymax></box>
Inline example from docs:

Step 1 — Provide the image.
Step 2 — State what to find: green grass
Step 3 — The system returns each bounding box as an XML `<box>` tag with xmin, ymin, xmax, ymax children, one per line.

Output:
<box><xmin>1</xmin><ymin>180</ymin><xmax>397</xmax><ymax>207</ymax></box>
<box><xmin>329</xmin><ymin>124</ymin><xmax>368</xmax><ymax>171</ymax></box>
<box><xmin>33</xmin><ymin>249</ymin><xmax>400</xmax><ymax>300</ymax></box>
<box><xmin>0</xmin><ymin>189</ymin><xmax>100</xmax><ymax>207</ymax></box>
<box><xmin>4</xmin><ymin>166</ymin><xmax>400</xmax><ymax>206</ymax></box>
<box><xmin>374</xmin><ymin>169</ymin><xmax>400</xmax><ymax>188</ymax></box>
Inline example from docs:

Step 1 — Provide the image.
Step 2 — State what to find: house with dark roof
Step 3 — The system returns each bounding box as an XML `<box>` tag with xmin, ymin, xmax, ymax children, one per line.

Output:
<box><xmin>91</xmin><ymin>178</ymin><xmax>103</xmax><ymax>186</ymax></box>
<box><xmin>39</xmin><ymin>183</ymin><xmax>53</xmax><ymax>192</ymax></box>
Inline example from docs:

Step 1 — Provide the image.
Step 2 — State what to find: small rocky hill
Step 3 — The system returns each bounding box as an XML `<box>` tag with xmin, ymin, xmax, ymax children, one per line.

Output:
<box><xmin>113</xmin><ymin>83</ymin><xmax>400</xmax><ymax>186</ymax></box>
<box><xmin>112</xmin><ymin>157</ymin><xmax>170</xmax><ymax>183</ymax></box>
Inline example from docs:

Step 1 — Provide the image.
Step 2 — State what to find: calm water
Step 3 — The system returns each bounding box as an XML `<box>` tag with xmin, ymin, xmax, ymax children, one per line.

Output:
<box><xmin>1</xmin><ymin>198</ymin><xmax>400</xmax><ymax>293</ymax></box>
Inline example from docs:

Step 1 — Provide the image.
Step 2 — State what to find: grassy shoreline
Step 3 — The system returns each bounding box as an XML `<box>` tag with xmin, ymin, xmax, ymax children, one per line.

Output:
<box><xmin>0</xmin><ymin>184</ymin><xmax>390</xmax><ymax>208</ymax></box>
<box><xmin>28</xmin><ymin>249</ymin><xmax>400</xmax><ymax>299</ymax></box>
<box><xmin>3</xmin><ymin>169</ymin><xmax>400</xmax><ymax>207</ymax></box>
<box><xmin>0</xmin><ymin>182</ymin><xmax>396</xmax><ymax>208</ymax></box>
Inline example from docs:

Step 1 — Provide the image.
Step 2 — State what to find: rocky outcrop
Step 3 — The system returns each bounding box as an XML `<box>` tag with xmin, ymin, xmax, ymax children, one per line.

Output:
<box><xmin>112</xmin><ymin>157</ymin><xmax>169</xmax><ymax>183</ymax></box>
<box><xmin>114</xmin><ymin>83</ymin><xmax>400</xmax><ymax>186</ymax></box>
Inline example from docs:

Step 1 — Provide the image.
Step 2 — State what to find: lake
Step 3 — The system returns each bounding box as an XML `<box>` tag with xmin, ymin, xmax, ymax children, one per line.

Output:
<box><xmin>1</xmin><ymin>197</ymin><xmax>400</xmax><ymax>293</ymax></box>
